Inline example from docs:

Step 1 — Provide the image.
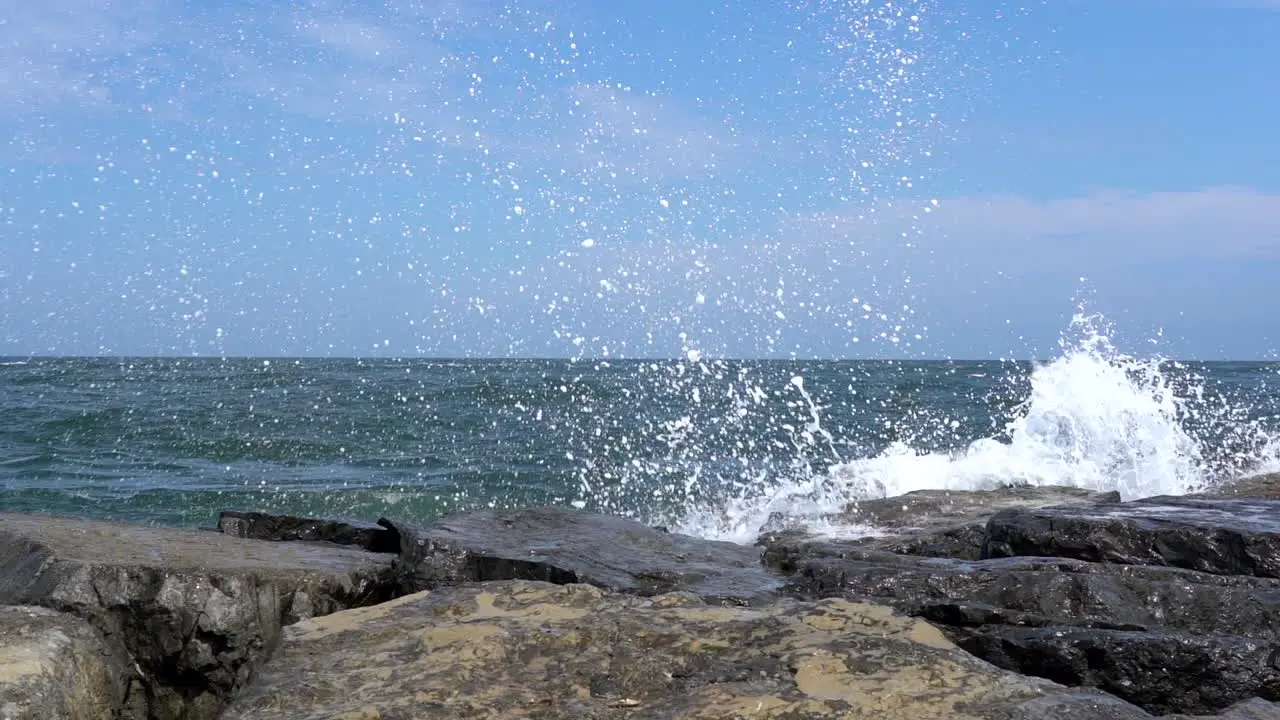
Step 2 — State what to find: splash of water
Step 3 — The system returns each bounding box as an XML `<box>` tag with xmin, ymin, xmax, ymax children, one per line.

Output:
<box><xmin>674</xmin><ymin>313</ymin><xmax>1280</xmax><ymax>543</ymax></box>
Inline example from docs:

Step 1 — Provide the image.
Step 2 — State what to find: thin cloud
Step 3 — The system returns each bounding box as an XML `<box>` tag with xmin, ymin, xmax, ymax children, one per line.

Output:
<box><xmin>0</xmin><ymin>0</ymin><xmax>744</xmax><ymax>184</ymax></box>
<box><xmin>803</xmin><ymin>187</ymin><xmax>1280</xmax><ymax>260</ymax></box>
<box><xmin>0</xmin><ymin>0</ymin><xmax>165</xmax><ymax>110</ymax></box>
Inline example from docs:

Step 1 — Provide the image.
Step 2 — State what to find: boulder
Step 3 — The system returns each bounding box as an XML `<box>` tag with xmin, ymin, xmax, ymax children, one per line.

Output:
<box><xmin>951</xmin><ymin>625</ymin><xmax>1280</xmax><ymax>716</ymax></box>
<box><xmin>224</xmin><ymin>579</ymin><xmax>1125</xmax><ymax>720</ymax></box>
<box><xmin>765</xmin><ymin>490</ymin><xmax>1280</xmax><ymax>715</ymax></box>
<box><xmin>1198</xmin><ymin>473</ymin><xmax>1280</xmax><ymax>501</ymax></box>
<box><xmin>843</xmin><ymin>485</ymin><xmax>1122</xmax><ymax>531</ymax></box>
<box><xmin>982</xmin><ymin>496</ymin><xmax>1280</xmax><ymax>577</ymax></box>
<box><xmin>1168</xmin><ymin>698</ymin><xmax>1280</xmax><ymax>719</ymax></box>
<box><xmin>218</xmin><ymin>510</ymin><xmax>398</xmax><ymax>553</ymax></box>
<box><xmin>0</xmin><ymin>512</ymin><xmax>399</xmax><ymax>720</ymax></box>
<box><xmin>382</xmin><ymin>506</ymin><xmax>782</xmax><ymax>604</ymax></box>
<box><xmin>0</xmin><ymin>606</ymin><xmax>127</xmax><ymax>720</ymax></box>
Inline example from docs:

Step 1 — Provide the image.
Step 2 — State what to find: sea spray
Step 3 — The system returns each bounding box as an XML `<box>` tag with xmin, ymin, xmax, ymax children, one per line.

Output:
<box><xmin>670</xmin><ymin>313</ymin><xmax>1279</xmax><ymax>543</ymax></box>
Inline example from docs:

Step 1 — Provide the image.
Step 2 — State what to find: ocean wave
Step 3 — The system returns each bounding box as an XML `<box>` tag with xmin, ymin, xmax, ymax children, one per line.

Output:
<box><xmin>673</xmin><ymin>313</ymin><xmax>1280</xmax><ymax>543</ymax></box>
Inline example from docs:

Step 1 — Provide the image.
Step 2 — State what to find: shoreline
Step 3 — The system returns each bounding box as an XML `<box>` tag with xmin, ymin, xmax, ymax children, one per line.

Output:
<box><xmin>3</xmin><ymin>476</ymin><xmax>1280</xmax><ymax>718</ymax></box>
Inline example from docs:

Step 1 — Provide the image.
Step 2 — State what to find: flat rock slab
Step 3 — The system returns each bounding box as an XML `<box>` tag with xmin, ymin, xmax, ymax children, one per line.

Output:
<box><xmin>0</xmin><ymin>512</ymin><xmax>398</xmax><ymax>720</ymax></box>
<box><xmin>223</xmin><ymin>579</ymin><xmax>1119</xmax><ymax>720</ymax></box>
<box><xmin>954</xmin><ymin>625</ymin><xmax>1280</xmax><ymax>716</ymax></box>
<box><xmin>218</xmin><ymin>510</ymin><xmax>398</xmax><ymax>553</ymax></box>
<box><xmin>384</xmin><ymin>507</ymin><xmax>783</xmax><ymax>604</ymax></box>
<box><xmin>0</xmin><ymin>606</ymin><xmax>126</xmax><ymax>720</ymax></box>
<box><xmin>767</xmin><ymin>491</ymin><xmax>1280</xmax><ymax>716</ymax></box>
<box><xmin>759</xmin><ymin>485</ymin><xmax>1126</xmax><ymax>562</ymax></box>
<box><xmin>983</xmin><ymin>496</ymin><xmax>1280</xmax><ymax>577</ymax></box>
<box><xmin>844</xmin><ymin>486</ymin><xmax>1122</xmax><ymax>531</ymax></box>
<box><xmin>1198</xmin><ymin>473</ymin><xmax>1280</xmax><ymax>501</ymax></box>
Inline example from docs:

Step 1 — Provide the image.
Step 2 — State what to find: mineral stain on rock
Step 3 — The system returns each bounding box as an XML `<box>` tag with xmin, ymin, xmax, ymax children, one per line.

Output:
<box><xmin>222</xmin><ymin>580</ymin><xmax>1068</xmax><ymax>720</ymax></box>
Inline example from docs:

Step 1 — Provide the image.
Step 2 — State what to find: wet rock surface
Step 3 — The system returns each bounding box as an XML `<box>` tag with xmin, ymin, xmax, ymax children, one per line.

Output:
<box><xmin>384</xmin><ymin>506</ymin><xmax>782</xmax><ymax>604</ymax></box>
<box><xmin>983</xmin><ymin>496</ymin><xmax>1280</xmax><ymax>577</ymax></box>
<box><xmin>763</xmin><ymin>478</ymin><xmax>1280</xmax><ymax>716</ymax></box>
<box><xmin>0</xmin><ymin>605</ymin><xmax>127</xmax><ymax>720</ymax></box>
<box><xmin>224</xmin><ymin>579</ymin><xmax>1076</xmax><ymax>720</ymax></box>
<box><xmin>0</xmin><ymin>512</ymin><xmax>398</xmax><ymax>720</ymax></box>
<box><xmin>217</xmin><ymin>510</ymin><xmax>398</xmax><ymax>553</ymax></box>
<box><xmin>8</xmin><ymin>477</ymin><xmax>1280</xmax><ymax>718</ymax></box>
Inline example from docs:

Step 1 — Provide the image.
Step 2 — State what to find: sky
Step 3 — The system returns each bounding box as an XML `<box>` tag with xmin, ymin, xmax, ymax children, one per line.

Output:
<box><xmin>1</xmin><ymin>0</ymin><xmax>1278</xmax><ymax>360</ymax></box>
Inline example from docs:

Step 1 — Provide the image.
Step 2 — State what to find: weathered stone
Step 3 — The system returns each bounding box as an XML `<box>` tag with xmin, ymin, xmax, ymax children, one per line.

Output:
<box><xmin>784</xmin><ymin>553</ymin><xmax>1280</xmax><ymax>640</ymax></box>
<box><xmin>1200</xmin><ymin>473</ymin><xmax>1280</xmax><ymax>501</ymax></box>
<box><xmin>218</xmin><ymin>510</ymin><xmax>398</xmax><ymax>553</ymax></box>
<box><xmin>994</xmin><ymin>691</ymin><xmax>1157</xmax><ymax>719</ymax></box>
<box><xmin>855</xmin><ymin>486</ymin><xmax>1122</xmax><ymax>560</ymax></box>
<box><xmin>222</xmin><ymin>579</ymin><xmax>1119</xmax><ymax>720</ymax></box>
<box><xmin>0</xmin><ymin>512</ymin><xmax>399</xmax><ymax>720</ymax></box>
<box><xmin>1167</xmin><ymin>697</ymin><xmax>1280</xmax><ymax>719</ymax></box>
<box><xmin>982</xmin><ymin>496</ymin><xmax>1280</xmax><ymax>577</ymax></box>
<box><xmin>383</xmin><ymin>506</ymin><xmax>783</xmax><ymax>604</ymax></box>
<box><xmin>845</xmin><ymin>485</ymin><xmax>1122</xmax><ymax>532</ymax></box>
<box><xmin>0</xmin><ymin>606</ymin><xmax>127</xmax><ymax>720</ymax></box>
<box><xmin>762</xmin><ymin>489</ymin><xmax>1280</xmax><ymax>715</ymax></box>
<box><xmin>952</xmin><ymin>625</ymin><xmax>1280</xmax><ymax>716</ymax></box>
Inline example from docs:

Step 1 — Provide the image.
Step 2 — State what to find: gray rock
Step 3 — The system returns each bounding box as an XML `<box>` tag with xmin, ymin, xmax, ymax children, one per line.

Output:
<box><xmin>224</xmin><ymin>579</ymin><xmax>1105</xmax><ymax>720</ymax></box>
<box><xmin>1170</xmin><ymin>697</ymin><xmax>1280</xmax><ymax>719</ymax></box>
<box><xmin>983</xmin><ymin>496</ymin><xmax>1280</xmax><ymax>577</ymax></box>
<box><xmin>952</xmin><ymin>625</ymin><xmax>1280</xmax><ymax>715</ymax></box>
<box><xmin>217</xmin><ymin>510</ymin><xmax>397</xmax><ymax>553</ymax></box>
<box><xmin>0</xmin><ymin>606</ymin><xmax>127</xmax><ymax>720</ymax></box>
<box><xmin>762</xmin><ymin>486</ymin><xmax>1280</xmax><ymax>716</ymax></box>
<box><xmin>0</xmin><ymin>512</ymin><xmax>398</xmax><ymax>720</ymax></box>
<box><xmin>383</xmin><ymin>506</ymin><xmax>784</xmax><ymax>605</ymax></box>
<box><xmin>995</xmin><ymin>691</ymin><xmax>1157</xmax><ymax>719</ymax></box>
<box><xmin>1198</xmin><ymin>473</ymin><xmax>1280</xmax><ymax>501</ymax></box>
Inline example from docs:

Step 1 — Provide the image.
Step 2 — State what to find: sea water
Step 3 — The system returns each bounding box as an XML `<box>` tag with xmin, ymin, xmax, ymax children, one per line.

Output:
<box><xmin>2</xmin><ymin>314</ymin><xmax>1277</xmax><ymax>541</ymax></box>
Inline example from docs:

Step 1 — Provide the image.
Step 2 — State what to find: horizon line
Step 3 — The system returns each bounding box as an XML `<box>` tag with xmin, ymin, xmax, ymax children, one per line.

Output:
<box><xmin>3</xmin><ymin>354</ymin><xmax>1277</xmax><ymax>364</ymax></box>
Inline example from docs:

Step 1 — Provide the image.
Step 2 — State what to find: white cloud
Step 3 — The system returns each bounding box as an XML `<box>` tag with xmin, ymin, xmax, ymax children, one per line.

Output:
<box><xmin>0</xmin><ymin>0</ymin><xmax>743</xmax><ymax>182</ymax></box>
<box><xmin>802</xmin><ymin>186</ymin><xmax>1280</xmax><ymax>260</ymax></box>
<box><xmin>0</xmin><ymin>0</ymin><xmax>164</xmax><ymax>110</ymax></box>
<box><xmin>559</xmin><ymin>83</ymin><xmax>738</xmax><ymax>180</ymax></box>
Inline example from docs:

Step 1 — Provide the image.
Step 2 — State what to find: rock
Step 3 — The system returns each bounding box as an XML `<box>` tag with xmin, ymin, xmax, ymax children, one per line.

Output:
<box><xmin>785</xmin><ymin>553</ymin><xmax>1280</xmax><ymax>640</ymax></box>
<box><xmin>218</xmin><ymin>510</ymin><xmax>398</xmax><ymax>553</ymax></box>
<box><xmin>1199</xmin><ymin>473</ymin><xmax>1280</xmax><ymax>501</ymax></box>
<box><xmin>223</xmin><ymin>579</ymin><xmax>1123</xmax><ymax>720</ymax></box>
<box><xmin>845</xmin><ymin>485</ymin><xmax>1122</xmax><ymax>532</ymax></box>
<box><xmin>764</xmin><ymin>490</ymin><xmax>1280</xmax><ymax>715</ymax></box>
<box><xmin>852</xmin><ymin>486</ymin><xmax>1122</xmax><ymax>560</ymax></box>
<box><xmin>951</xmin><ymin>626</ymin><xmax>1280</xmax><ymax>716</ymax></box>
<box><xmin>997</xmin><ymin>691</ymin><xmax>1158</xmax><ymax>719</ymax></box>
<box><xmin>0</xmin><ymin>512</ymin><xmax>399</xmax><ymax>720</ymax></box>
<box><xmin>982</xmin><ymin>496</ymin><xmax>1280</xmax><ymax>578</ymax></box>
<box><xmin>1168</xmin><ymin>698</ymin><xmax>1280</xmax><ymax>719</ymax></box>
<box><xmin>383</xmin><ymin>506</ymin><xmax>783</xmax><ymax>604</ymax></box>
<box><xmin>754</xmin><ymin>486</ymin><xmax>1122</xmax><ymax>562</ymax></box>
<box><xmin>0</xmin><ymin>606</ymin><xmax>127</xmax><ymax>720</ymax></box>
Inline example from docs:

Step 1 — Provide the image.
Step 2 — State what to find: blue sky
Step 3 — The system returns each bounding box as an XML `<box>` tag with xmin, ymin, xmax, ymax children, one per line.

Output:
<box><xmin>1</xmin><ymin>0</ymin><xmax>1277</xmax><ymax>359</ymax></box>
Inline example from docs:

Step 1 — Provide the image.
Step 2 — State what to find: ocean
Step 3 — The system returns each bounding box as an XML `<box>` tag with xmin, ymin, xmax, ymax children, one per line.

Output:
<box><xmin>3</xmin><ymin>322</ymin><xmax>1279</xmax><ymax>542</ymax></box>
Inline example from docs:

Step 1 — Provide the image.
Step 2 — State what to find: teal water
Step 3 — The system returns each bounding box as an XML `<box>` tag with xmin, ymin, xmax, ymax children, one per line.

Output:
<box><xmin>1</xmin><ymin>356</ymin><xmax>1278</xmax><ymax>537</ymax></box>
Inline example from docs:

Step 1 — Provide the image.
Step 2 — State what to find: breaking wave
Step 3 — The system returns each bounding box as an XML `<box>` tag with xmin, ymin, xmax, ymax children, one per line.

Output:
<box><xmin>676</xmin><ymin>313</ymin><xmax>1280</xmax><ymax>543</ymax></box>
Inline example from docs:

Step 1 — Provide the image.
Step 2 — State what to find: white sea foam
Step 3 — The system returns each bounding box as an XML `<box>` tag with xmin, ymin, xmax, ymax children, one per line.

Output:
<box><xmin>677</xmin><ymin>313</ymin><xmax>1280</xmax><ymax>544</ymax></box>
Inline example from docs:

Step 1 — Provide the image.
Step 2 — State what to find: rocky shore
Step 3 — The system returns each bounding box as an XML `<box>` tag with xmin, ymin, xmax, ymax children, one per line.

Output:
<box><xmin>4</xmin><ymin>476</ymin><xmax>1280</xmax><ymax>718</ymax></box>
